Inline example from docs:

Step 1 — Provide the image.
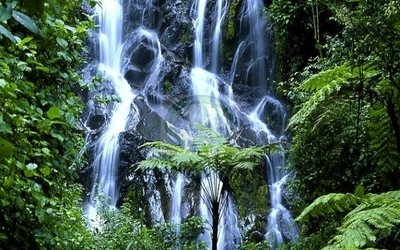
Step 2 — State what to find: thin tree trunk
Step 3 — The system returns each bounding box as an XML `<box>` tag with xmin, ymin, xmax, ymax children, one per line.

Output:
<box><xmin>386</xmin><ymin>98</ymin><xmax>400</xmax><ymax>154</ymax></box>
<box><xmin>212</xmin><ymin>200</ymin><xmax>219</xmax><ymax>250</ymax></box>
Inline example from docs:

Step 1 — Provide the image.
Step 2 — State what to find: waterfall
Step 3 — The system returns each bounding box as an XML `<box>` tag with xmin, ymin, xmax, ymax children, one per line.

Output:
<box><xmin>84</xmin><ymin>0</ymin><xmax>299</xmax><ymax>248</ymax></box>
<box><xmin>85</xmin><ymin>0</ymin><xmax>135</xmax><ymax>225</ymax></box>
<box><xmin>249</xmin><ymin>98</ymin><xmax>300</xmax><ymax>248</ymax></box>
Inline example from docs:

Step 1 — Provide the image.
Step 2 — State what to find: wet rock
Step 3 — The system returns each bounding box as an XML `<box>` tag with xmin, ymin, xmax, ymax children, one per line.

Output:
<box><xmin>86</xmin><ymin>114</ymin><xmax>106</xmax><ymax>130</ymax></box>
<box><xmin>229</xmin><ymin>127</ymin><xmax>269</xmax><ymax>147</ymax></box>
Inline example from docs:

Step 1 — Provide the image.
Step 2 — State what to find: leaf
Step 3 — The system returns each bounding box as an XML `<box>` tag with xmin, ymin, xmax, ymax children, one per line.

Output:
<box><xmin>296</xmin><ymin>193</ymin><xmax>360</xmax><ymax>221</ymax></box>
<box><xmin>26</xmin><ymin>163</ymin><xmax>38</xmax><ymax>170</ymax></box>
<box><xmin>56</xmin><ymin>37</ymin><xmax>68</xmax><ymax>47</ymax></box>
<box><xmin>0</xmin><ymin>24</ymin><xmax>15</xmax><ymax>42</ymax></box>
<box><xmin>0</xmin><ymin>117</ymin><xmax>12</xmax><ymax>134</ymax></box>
<box><xmin>47</xmin><ymin>106</ymin><xmax>61</xmax><ymax>120</ymax></box>
<box><xmin>0</xmin><ymin>4</ymin><xmax>13</xmax><ymax>21</ymax></box>
<box><xmin>17</xmin><ymin>36</ymin><xmax>33</xmax><ymax>48</ymax></box>
<box><xmin>35</xmin><ymin>66</ymin><xmax>50</xmax><ymax>72</ymax></box>
<box><xmin>0</xmin><ymin>79</ymin><xmax>6</xmax><ymax>88</ymax></box>
<box><xmin>0</xmin><ymin>233</ymin><xmax>7</xmax><ymax>241</ymax></box>
<box><xmin>42</xmin><ymin>148</ymin><xmax>50</xmax><ymax>155</ymax></box>
<box><xmin>0</xmin><ymin>137</ymin><xmax>13</xmax><ymax>161</ymax></box>
<box><xmin>12</xmin><ymin>10</ymin><xmax>39</xmax><ymax>34</ymax></box>
<box><xmin>40</xmin><ymin>167</ymin><xmax>51</xmax><ymax>176</ymax></box>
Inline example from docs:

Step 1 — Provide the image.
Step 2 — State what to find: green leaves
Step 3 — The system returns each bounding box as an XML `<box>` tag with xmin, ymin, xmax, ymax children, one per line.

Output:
<box><xmin>288</xmin><ymin>63</ymin><xmax>357</xmax><ymax>130</ymax></box>
<box><xmin>297</xmin><ymin>193</ymin><xmax>360</xmax><ymax>222</ymax></box>
<box><xmin>0</xmin><ymin>0</ymin><xmax>93</xmax><ymax>248</ymax></box>
<box><xmin>0</xmin><ymin>3</ymin><xmax>40</xmax><ymax>42</ymax></box>
<box><xmin>139</xmin><ymin>126</ymin><xmax>268</xmax><ymax>175</ymax></box>
<box><xmin>0</xmin><ymin>24</ymin><xmax>14</xmax><ymax>41</ymax></box>
<box><xmin>298</xmin><ymin>190</ymin><xmax>400</xmax><ymax>249</ymax></box>
<box><xmin>47</xmin><ymin>106</ymin><xmax>61</xmax><ymax>120</ymax></box>
<box><xmin>56</xmin><ymin>37</ymin><xmax>68</xmax><ymax>47</ymax></box>
<box><xmin>12</xmin><ymin>10</ymin><xmax>39</xmax><ymax>34</ymax></box>
<box><xmin>0</xmin><ymin>137</ymin><xmax>13</xmax><ymax>161</ymax></box>
<box><xmin>0</xmin><ymin>4</ymin><xmax>13</xmax><ymax>21</ymax></box>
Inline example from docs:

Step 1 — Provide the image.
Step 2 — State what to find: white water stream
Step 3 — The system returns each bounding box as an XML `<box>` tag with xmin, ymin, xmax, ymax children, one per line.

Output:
<box><xmin>85</xmin><ymin>0</ymin><xmax>298</xmax><ymax>248</ymax></box>
<box><xmin>85</xmin><ymin>0</ymin><xmax>135</xmax><ymax>225</ymax></box>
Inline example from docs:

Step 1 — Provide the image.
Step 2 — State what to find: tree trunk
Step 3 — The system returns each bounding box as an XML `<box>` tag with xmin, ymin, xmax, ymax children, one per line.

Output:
<box><xmin>386</xmin><ymin>98</ymin><xmax>400</xmax><ymax>154</ymax></box>
<box><xmin>212</xmin><ymin>200</ymin><xmax>219</xmax><ymax>250</ymax></box>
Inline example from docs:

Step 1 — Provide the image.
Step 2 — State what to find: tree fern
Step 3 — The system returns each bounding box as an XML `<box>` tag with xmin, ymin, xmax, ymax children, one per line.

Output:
<box><xmin>288</xmin><ymin>63</ymin><xmax>358</xmax><ymax>129</ymax></box>
<box><xmin>298</xmin><ymin>190</ymin><xmax>400</xmax><ymax>249</ymax></box>
<box><xmin>296</xmin><ymin>193</ymin><xmax>361</xmax><ymax>221</ymax></box>
<box><xmin>368</xmin><ymin>104</ymin><xmax>400</xmax><ymax>171</ymax></box>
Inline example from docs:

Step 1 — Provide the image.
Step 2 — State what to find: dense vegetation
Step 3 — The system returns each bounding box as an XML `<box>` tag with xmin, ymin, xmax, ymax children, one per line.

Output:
<box><xmin>1</xmin><ymin>0</ymin><xmax>399</xmax><ymax>249</ymax></box>
<box><xmin>0</xmin><ymin>0</ymin><xmax>95</xmax><ymax>248</ymax></box>
<box><xmin>269</xmin><ymin>0</ymin><xmax>400</xmax><ymax>248</ymax></box>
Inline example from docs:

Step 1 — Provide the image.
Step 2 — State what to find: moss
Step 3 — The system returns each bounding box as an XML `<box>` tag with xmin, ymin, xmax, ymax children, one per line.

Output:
<box><xmin>229</xmin><ymin>168</ymin><xmax>269</xmax><ymax>218</ymax></box>
<box><xmin>163</xmin><ymin>79</ymin><xmax>173</xmax><ymax>95</ymax></box>
<box><xmin>225</xmin><ymin>0</ymin><xmax>239</xmax><ymax>40</ymax></box>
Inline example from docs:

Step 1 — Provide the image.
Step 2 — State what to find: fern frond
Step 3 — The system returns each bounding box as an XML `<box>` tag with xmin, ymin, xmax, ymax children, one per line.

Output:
<box><xmin>333</xmin><ymin>220</ymin><xmax>376</xmax><ymax>248</ymax></box>
<box><xmin>296</xmin><ymin>193</ymin><xmax>361</xmax><ymax>222</ymax></box>
<box><xmin>170</xmin><ymin>150</ymin><xmax>203</xmax><ymax>171</ymax></box>
<box><xmin>288</xmin><ymin>65</ymin><xmax>357</xmax><ymax>129</ymax></box>
<box><xmin>137</xmin><ymin>158</ymin><xmax>173</xmax><ymax>170</ymax></box>
<box><xmin>192</xmin><ymin>124</ymin><xmax>227</xmax><ymax>147</ymax></box>
<box><xmin>300</xmin><ymin>63</ymin><xmax>356</xmax><ymax>92</ymax></box>
<box><xmin>141</xmin><ymin>141</ymin><xmax>185</xmax><ymax>153</ymax></box>
<box><xmin>369</xmin><ymin>105</ymin><xmax>400</xmax><ymax>171</ymax></box>
<box><xmin>386</xmin><ymin>190</ymin><xmax>400</xmax><ymax>200</ymax></box>
<box><xmin>233</xmin><ymin>160</ymin><xmax>259</xmax><ymax>170</ymax></box>
<box><xmin>323</xmin><ymin>191</ymin><xmax>400</xmax><ymax>249</ymax></box>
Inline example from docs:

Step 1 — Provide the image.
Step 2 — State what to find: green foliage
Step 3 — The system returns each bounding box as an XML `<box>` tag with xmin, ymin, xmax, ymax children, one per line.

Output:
<box><xmin>267</xmin><ymin>0</ymin><xmax>340</xmax><ymax>79</ymax></box>
<box><xmin>92</xmin><ymin>202</ymin><xmax>206</xmax><ymax>250</ymax></box>
<box><xmin>139</xmin><ymin>125</ymin><xmax>271</xmax><ymax>175</ymax></box>
<box><xmin>0</xmin><ymin>0</ymin><xmax>95</xmax><ymax>248</ymax></box>
<box><xmin>0</xmin><ymin>137</ymin><xmax>13</xmax><ymax>161</ymax></box>
<box><xmin>297</xmin><ymin>190</ymin><xmax>400</xmax><ymax>249</ymax></box>
<box><xmin>230</xmin><ymin>169</ymin><xmax>269</xmax><ymax>218</ymax></box>
<box><xmin>369</xmin><ymin>105</ymin><xmax>400</xmax><ymax>171</ymax></box>
<box><xmin>0</xmin><ymin>2</ymin><xmax>39</xmax><ymax>41</ymax></box>
<box><xmin>239</xmin><ymin>240</ymin><xmax>271</xmax><ymax>250</ymax></box>
<box><xmin>277</xmin><ymin>1</ymin><xmax>400</xmax><ymax>248</ymax></box>
<box><xmin>139</xmin><ymin>125</ymin><xmax>274</xmax><ymax>250</ymax></box>
<box><xmin>288</xmin><ymin>63</ymin><xmax>358</xmax><ymax>130</ymax></box>
<box><xmin>225</xmin><ymin>0</ymin><xmax>239</xmax><ymax>40</ymax></box>
<box><xmin>297</xmin><ymin>193</ymin><xmax>361</xmax><ymax>222</ymax></box>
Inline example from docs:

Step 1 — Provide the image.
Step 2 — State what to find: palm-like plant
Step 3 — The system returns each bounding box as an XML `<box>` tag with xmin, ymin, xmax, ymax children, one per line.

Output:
<box><xmin>138</xmin><ymin>125</ymin><xmax>275</xmax><ymax>250</ymax></box>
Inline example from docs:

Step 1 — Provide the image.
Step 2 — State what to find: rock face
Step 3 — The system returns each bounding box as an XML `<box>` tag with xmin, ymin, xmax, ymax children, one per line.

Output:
<box><xmin>83</xmin><ymin>0</ymin><xmax>284</xmax><ymax>241</ymax></box>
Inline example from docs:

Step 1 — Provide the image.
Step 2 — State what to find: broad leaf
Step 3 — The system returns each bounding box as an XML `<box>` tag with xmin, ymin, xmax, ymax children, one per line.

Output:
<box><xmin>56</xmin><ymin>37</ymin><xmax>68</xmax><ymax>47</ymax></box>
<box><xmin>0</xmin><ymin>4</ymin><xmax>12</xmax><ymax>21</ymax></box>
<box><xmin>26</xmin><ymin>163</ymin><xmax>38</xmax><ymax>170</ymax></box>
<box><xmin>0</xmin><ymin>137</ymin><xmax>13</xmax><ymax>161</ymax></box>
<box><xmin>47</xmin><ymin>106</ymin><xmax>61</xmax><ymax>120</ymax></box>
<box><xmin>12</xmin><ymin>10</ymin><xmax>39</xmax><ymax>34</ymax></box>
<box><xmin>0</xmin><ymin>24</ymin><xmax>14</xmax><ymax>41</ymax></box>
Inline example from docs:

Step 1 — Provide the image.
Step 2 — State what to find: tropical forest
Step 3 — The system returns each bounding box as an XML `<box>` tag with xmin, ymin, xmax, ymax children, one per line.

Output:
<box><xmin>0</xmin><ymin>0</ymin><xmax>399</xmax><ymax>249</ymax></box>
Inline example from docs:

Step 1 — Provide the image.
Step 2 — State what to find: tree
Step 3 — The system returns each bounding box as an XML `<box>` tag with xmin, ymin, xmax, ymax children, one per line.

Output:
<box><xmin>138</xmin><ymin>125</ymin><xmax>274</xmax><ymax>250</ymax></box>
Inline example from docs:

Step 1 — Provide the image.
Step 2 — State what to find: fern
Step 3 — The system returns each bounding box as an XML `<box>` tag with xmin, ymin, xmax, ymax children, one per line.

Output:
<box><xmin>138</xmin><ymin>126</ymin><xmax>267</xmax><ymax>174</ymax></box>
<box><xmin>368</xmin><ymin>104</ymin><xmax>400</xmax><ymax>171</ymax></box>
<box><xmin>300</xmin><ymin>64</ymin><xmax>357</xmax><ymax>92</ymax></box>
<box><xmin>296</xmin><ymin>193</ymin><xmax>361</xmax><ymax>221</ymax></box>
<box><xmin>288</xmin><ymin>63</ymin><xmax>358</xmax><ymax>129</ymax></box>
<box><xmin>299</xmin><ymin>190</ymin><xmax>400</xmax><ymax>249</ymax></box>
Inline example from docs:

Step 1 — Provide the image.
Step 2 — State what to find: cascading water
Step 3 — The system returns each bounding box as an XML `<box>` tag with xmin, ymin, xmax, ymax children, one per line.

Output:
<box><xmin>85</xmin><ymin>0</ymin><xmax>135</xmax><ymax>223</ymax></box>
<box><xmin>190</xmin><ymin>0</ymin><xmax>241</xmax><ymax>249</ymax></box>
<box><xmin>249</xmin><ymin>97</ymin><xmax>299</xmax><ymax>248</ymax></box>
<box><xmin>84</xmin><ymin>0</ymin><xmax>299</xmax><ymax>248</ymax></box>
